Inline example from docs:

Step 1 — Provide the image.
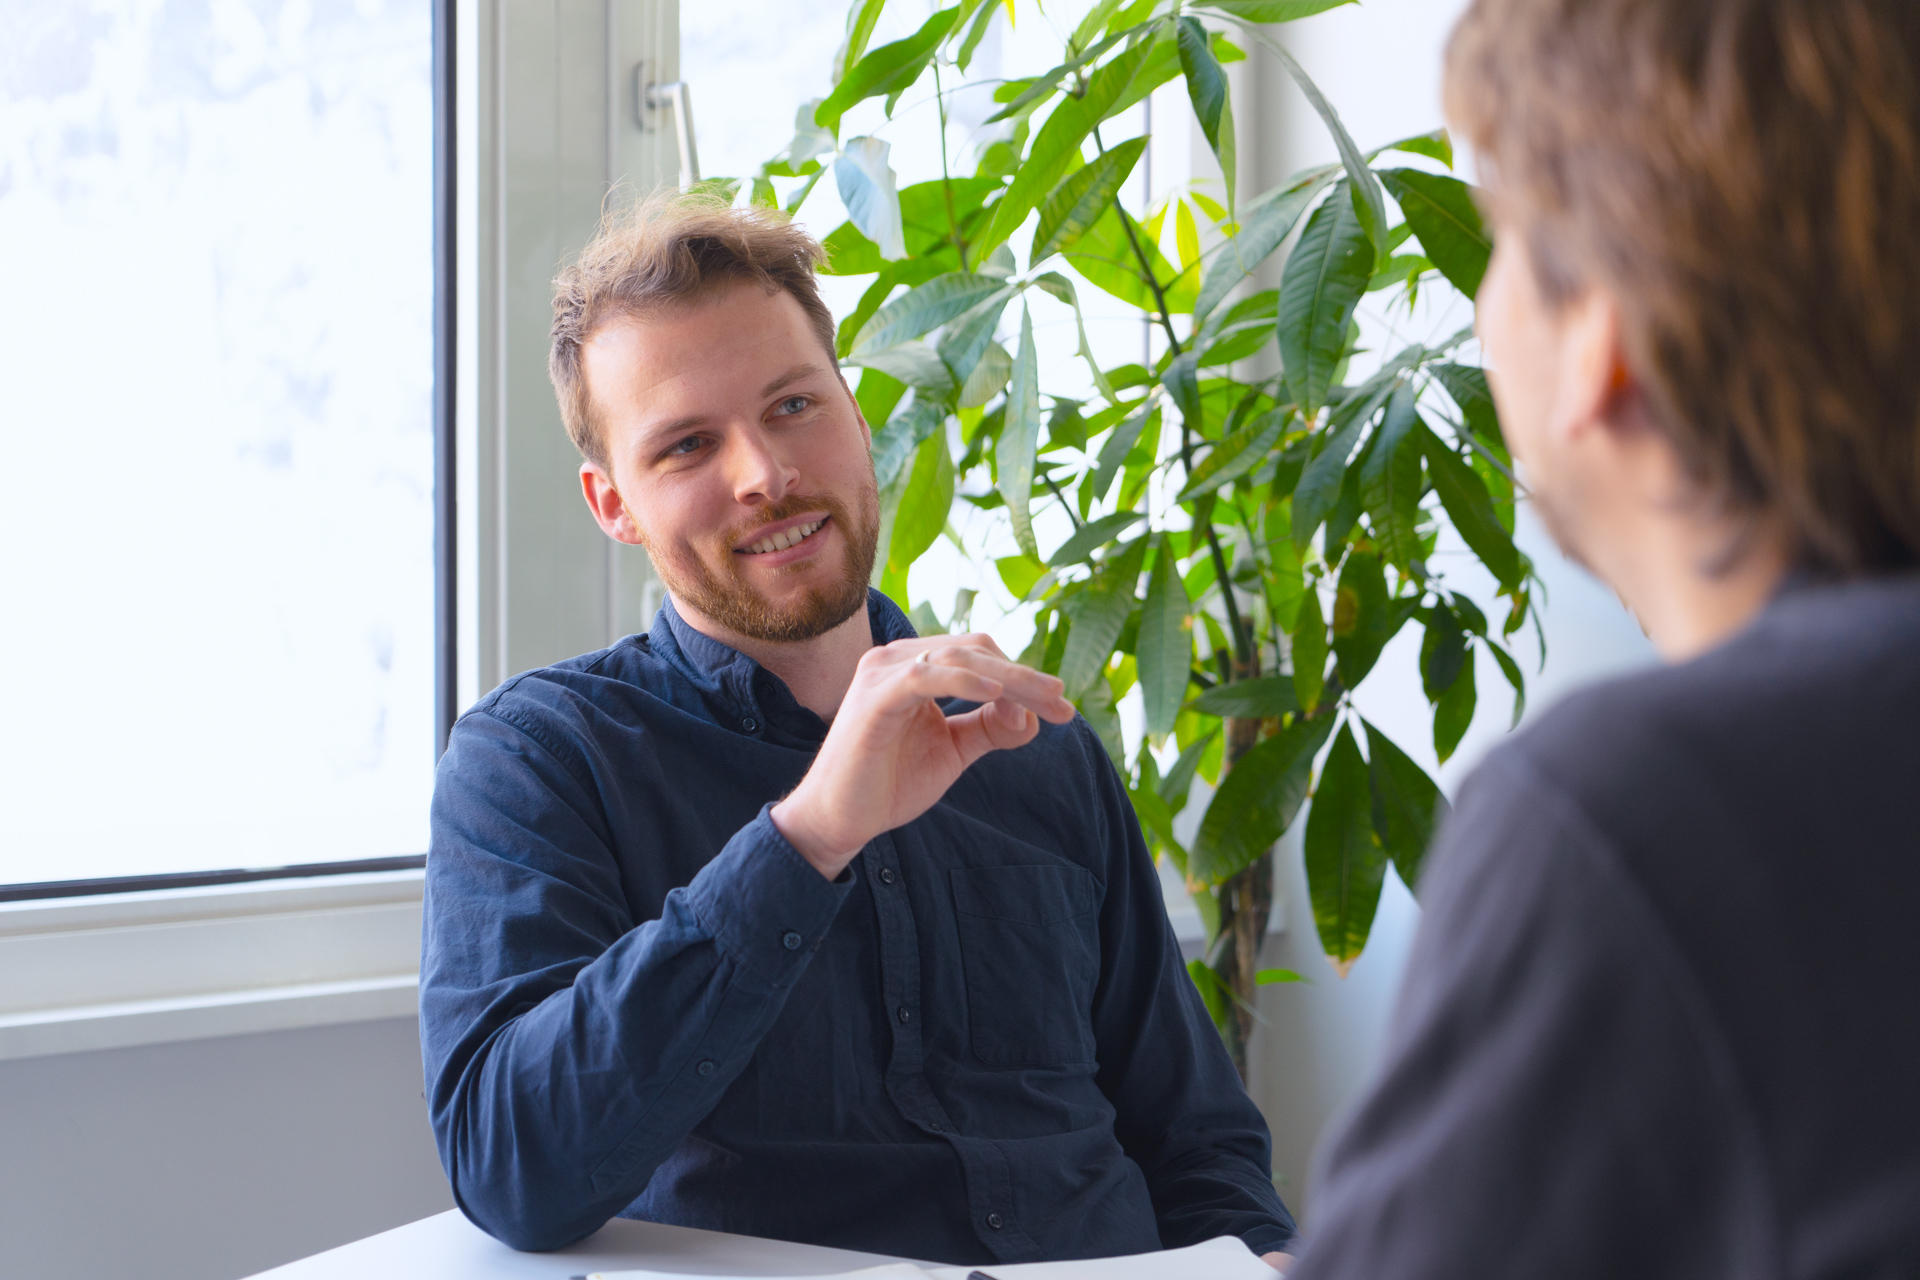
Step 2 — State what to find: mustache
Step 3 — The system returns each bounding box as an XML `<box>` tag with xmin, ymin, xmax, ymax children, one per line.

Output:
<box><xmin>725</xmin><ymin>495</ymin><xmax>845</xmax><ymax>541</ymax></box>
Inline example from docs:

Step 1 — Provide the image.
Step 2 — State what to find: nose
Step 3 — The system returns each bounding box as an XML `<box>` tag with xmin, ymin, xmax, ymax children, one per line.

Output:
<box><xmin>726</xmin><ymin>422</ymin><xmax>801</xmax><ymax>509</ymax></box>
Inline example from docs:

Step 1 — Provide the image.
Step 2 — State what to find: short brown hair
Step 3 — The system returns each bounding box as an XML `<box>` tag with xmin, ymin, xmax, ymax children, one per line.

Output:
<box><xmin>1446</xmin><ymin>0</ymin><xmax>1920</xmax><ymax>574</ymax></box>
<box><xmin>549</xmin><ymin>191</ymin><xmax>838</xmax><ymax>472</ymax></box>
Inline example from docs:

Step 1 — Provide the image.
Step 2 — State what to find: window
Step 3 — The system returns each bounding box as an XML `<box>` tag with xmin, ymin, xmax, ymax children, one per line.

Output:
<box><xmin>0</xmin><ymin>1</ymin><xmax>441</xmax><ymax>894</ymax></box>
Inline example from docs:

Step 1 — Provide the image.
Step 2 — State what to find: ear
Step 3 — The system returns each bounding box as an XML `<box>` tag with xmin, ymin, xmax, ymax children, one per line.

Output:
<box><xmin>1553</xmin><ymin>291</ymin><xmax>1633</xmax><ymax>443</ymax></box>
<box><xmin>580</xmin><ymin>463</ymin><xmax>646</xmax><ymax>546</ymax></box>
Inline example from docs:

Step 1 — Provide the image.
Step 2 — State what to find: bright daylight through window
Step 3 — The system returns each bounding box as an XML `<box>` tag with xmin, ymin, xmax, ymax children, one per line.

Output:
<box><xmin>0</xmin><ymin>2</ymin><xmax>435</xmax><ymax>890</ymax></box>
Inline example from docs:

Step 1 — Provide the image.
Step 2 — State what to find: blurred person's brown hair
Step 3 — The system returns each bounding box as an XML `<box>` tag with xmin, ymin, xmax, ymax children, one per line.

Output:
<box><xmin>1445</xmin><ymin>0</ymin><xmax>1920</xmax><ymax>575</ymax></box>
<box><xmin>550</xmin><ymin>191</ymin><xmax>838</xmax><ymax>473</ymax></box>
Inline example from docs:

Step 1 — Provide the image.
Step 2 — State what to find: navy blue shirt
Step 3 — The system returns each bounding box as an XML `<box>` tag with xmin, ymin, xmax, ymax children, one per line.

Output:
<box><xmin>420</xmin><ymin>591</ymin><xmax>1293</xmax><ymax>1263</ymax></box>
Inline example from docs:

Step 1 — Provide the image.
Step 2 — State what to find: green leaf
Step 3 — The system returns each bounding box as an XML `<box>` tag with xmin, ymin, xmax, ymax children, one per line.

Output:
<box><xmin>934</xmin><ymin>285</ymin><xmax>1017</xmax><ymax>386</ymax></box>
<box><xmin>1359</xmin><ymin>381</ymin><xmax>1426</xmax><ymax>570</ymax></box>
<box><xmin>816</xmin><ymin>6</ymin><xmax>961</xmax><ymax>136</ymax></box>
<box><xmin>984</xmin><ymin>27</ymin><xmax>1132</xmax><ymax>124</ymax></box>
<box><xmin>1196</xmin><ymin>0</ymin><xmax>1355</xmax><ymax>20</ymax></box>
<box><xmin>1059</xmin><ymin>537</ymin><xmax>1148</xmax><ymax>696</ymax></box>
<box><xmin>997</xmin><ymin>304</ymin><xmax>1043</xmax><ymax>557</ymax></box>
<box><xmin>1065</xmin><ymin>204</ymin><xmax>1198</xmax><ymax>314</ymax></box>
<box><xmin>1079</xmin><ymin>671</ymin><xmax>1128</xmax><ymax>765</ymax></box>
<box><xmin>1252</xmin><ymin>31</ymin><xmax>1389</xmax><ymax>259</ymax></box>
<box><xmin>1278</xmin><ymin>184</ymin><xmax>1373</xmax><ymax>416</ymax></box>
<box><xmin>1421</xmin><ymin>600</ymin><xmax>1469</xmax><ymax>700</ymax></box>
<box><xmin>1187</xmin><ymin>673</ymin><xmax>1299</xmax><ymax>718</ymax></box>
<box><xmin>1370</xmin><ymin>128</ymin><xmax>1452</xmax><ymax>169</ymax></box>
<box><xmin>996</xmin><ymin>553</ymin><xmax>1048</xmax><ymax>598</ymax></box>
<box><xmin>850</xmin><ymin>342</ymin><xmax>956</xmax><ymax>399</ymax></box>
<box><xmin>1429</xmin><ymin>362</ymin><xmax>1506</xmax><ymax>454</ymax></box>
<box><xmin>1092</xmin><ymin>404</ymin><xmax>1156</xmax><ymax>501</ymax></box>
<box><xmin>955</xmin><ymin>0</ymin><xmax>1003</xmax><ymax>71</ymax></box>
<box><xmin>1197</xmin><ymin>290</ymin><xmax>1280</xmax><ymax>366</ymax></box>
<box><xmin>1176</xmin><ymin>17</ymin><xmax>1237</xmax><ymax>210</ymax></box>
<box><xmin>1362</xmin><ymin>719</ymin><xmax>1447</xmax><ymax>893</ymax></box>
<box><xmin>1331</xmin><ymin>550</ymin><xmax>1400</xmax><ymax>687</ymax></box>
<box><xmin>1291</xmin><ymin>586</ymin><xmax>1327</xmax><ymax>714</ymax></box>
<box><xmin>1031</xmin><ymin>135</ymin><xmax>1149</xmax><ymax>263</ymax></box>
<box><xmin>1193</xmin><ymin>168</ymin><xmax>1336</xmax><ymax>324</ymax></box>
<box><xmin>1071</xmin><ymin>0</ymin><xmax>1131</xmax><ymax>51</ymax></box>
<box><xmin>870</xmin><ymin>397</ymin><xmax>948</xmax><ymax>491</ymax></box>
<box><xmin>978</xmin><ymin>39</ymin><xmax>1154</xmax><ymax>259</ymax></box>
<box><xmin>1487</xmin><ymin>637</ymin><xmax>1527</xmax><ymax>728</ymax></box>
<box><xmin>1290</xmin><ymin>405</ymin><xmax>1369</xmax><ymax>554</ymax></box>
<box><xmin>1378</xmin><ymin>168</ymin><xmax>1491</xmax><ymax>300</ymax></box>
<box><xmin>1417</xmin><ymin>422</ymin><xmax>1523</xmax><ymax>589</ymax></box>
<box><xmin>1048</xmin><ymin>511</ymin><xmax>1146</xmax><ymax>568</ymax></box>
<box><xmin>1190</xmin><ymin>712</ymin><xmax>1336</xmax><ymax>884</ymax></box>
<box><xmin>1256</xmin><ymin>967</ymin><xmax>1304</xmax><ymax>984</ymax></box>
<box><xmin>833</xmin><ymin>0</ymin><xmax>889</xmax><ymax>83</ymax></box>
<box><xmin>1139</xmin><ymin>536</ymin><xmax>1192</xmax><ymax>737</ymax></box>
<box><xmin>1158</xmin><ymin>728</ymin><xmax>1218</xmax><ymax>806</ymax></box>
<box><xmin>1162</xmin><ymin>349</ymin><xmax>1204</xmax><ymax>434</ymax></box>
<box><xmin>1187</xmin><ymin>958</ymin><xmax>1231</xmax><ymax>1029</ymax></box>
<box><xmin>834</xmin><ymin>137</ymin><xmax>907</xmax><ymax>259</ymax></box>
<box><xmin>1433</xmin><ymin>648</ymin><xmax>1476</xmax><ymax>762</ymax></box>
<box><xmin>1030</xmin><ymin>272</ymin><xmax>1118</xmax><ymax>404</ymax></box>
<box><xmin>855</xmin><ymin>367</ymin><xmax>908</xmax><ymax>432</ymax></box>
<box><xmin>1177</xmin><ymin>408</ymin><xmax>1286</xmax><ymax>501</ymax></box>
<box><xmin>1305</xmin><ymin>722</ymin><xmax>1386</xmax><ymax>974</ymax></box>
<box><xmin>853</xmin><ymin>272</ymin><xmax>1011</xmax><ymax>357</ymax></box>
<box><xmin>958</xmin><ymin>340</ymin><xmax>1012</xmax><ymax>409</ymax></box>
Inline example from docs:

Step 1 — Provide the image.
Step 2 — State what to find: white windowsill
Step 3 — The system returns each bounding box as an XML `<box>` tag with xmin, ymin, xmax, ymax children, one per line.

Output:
<box><xmin>0</xmin><ymin>869</ymin><xmax>425</xmax><ymax>1062</ymax></box>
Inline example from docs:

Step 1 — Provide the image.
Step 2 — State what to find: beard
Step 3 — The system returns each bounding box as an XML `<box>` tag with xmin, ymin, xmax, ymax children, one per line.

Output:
<box><xmin>638</xmin><ymin>474</ymin><xmax>881</xmax><ymax>645</ymax></box>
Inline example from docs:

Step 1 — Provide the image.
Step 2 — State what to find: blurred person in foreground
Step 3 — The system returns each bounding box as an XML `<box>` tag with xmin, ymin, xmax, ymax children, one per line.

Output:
<box><xmin>417</xmin><ymin>196</ymin><xmax>1297</xmax><ymax>1266</ymax></box>
<box><xmin>1289</xmin><ymin>2</ymin><xmax>1920</xmax><ymax>1277</ymax></box>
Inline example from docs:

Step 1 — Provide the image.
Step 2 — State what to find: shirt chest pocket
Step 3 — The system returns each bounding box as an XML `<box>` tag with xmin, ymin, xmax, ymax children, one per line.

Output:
<box><xmin>949</xmin><ymin>864</ymin><xmax>1100</xmax><ymax>1067</ymax></box>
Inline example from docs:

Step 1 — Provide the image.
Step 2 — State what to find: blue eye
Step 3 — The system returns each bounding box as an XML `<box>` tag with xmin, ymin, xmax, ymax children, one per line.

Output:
<box><xmin>666</xmin><ymin>436</ymin><xmax>703</xmax><ymax>456</ymax></box>
<box><xmin>777</xmin><ymin>396</ymin><xmax>809</xmax><ymax>415</ymax></box>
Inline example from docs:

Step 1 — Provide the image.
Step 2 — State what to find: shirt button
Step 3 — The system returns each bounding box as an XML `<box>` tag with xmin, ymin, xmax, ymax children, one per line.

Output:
<box><xmin>782</xmin><ymin>931</ymin><xmax>802</xmax><ymax>950</ymax></box>
<box><xmin>986</xmin><ymin>1213</ymin><xmax>1004</xmax><ymax>1231</ymax></box>
<box><xmin>742</xmin><ymin>717</ymin><xmax>757</xmax><ymax>732</ymax></box>
<box><xmin>696</xmin><ymin>1060</ymin><xmax>715</xmax><ymax>1077</ymax></box>
<box><xmin>897</xmin><ymin>1006</ymin><xmax>912</xmax><ymax>1024</ymax></box>
<box><xmin>878</xmin><ymin>867</ymin><xmax>896</xmax><ymax>885</ymax></box>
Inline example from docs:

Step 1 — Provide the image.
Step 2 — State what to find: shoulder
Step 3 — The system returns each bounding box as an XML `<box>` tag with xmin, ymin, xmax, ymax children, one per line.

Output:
<box><xmin>448</xmin><ymin>634</ymin><xmax>693</xmax><ymax>774</ymax></box>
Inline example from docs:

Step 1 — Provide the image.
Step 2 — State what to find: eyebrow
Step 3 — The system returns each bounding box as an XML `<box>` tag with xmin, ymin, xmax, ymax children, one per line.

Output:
<box><xmin>761</xmin><ymin>363</ymin><xmax>828</xmax><ymax>397</ymax></box>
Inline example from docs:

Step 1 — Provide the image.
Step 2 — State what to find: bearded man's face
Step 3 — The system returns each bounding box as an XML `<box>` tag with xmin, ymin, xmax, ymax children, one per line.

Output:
<box><xmin>577</xmin><ymin>281</ymin><xmax>880</xmax><ymax>646</ymax></box>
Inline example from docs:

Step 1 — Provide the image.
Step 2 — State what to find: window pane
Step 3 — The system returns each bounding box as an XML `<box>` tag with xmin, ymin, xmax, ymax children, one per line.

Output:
<box><xmin>0</xmin><ymin>1</ymin><xmax>434</xmax><ymax>884</ymax></box>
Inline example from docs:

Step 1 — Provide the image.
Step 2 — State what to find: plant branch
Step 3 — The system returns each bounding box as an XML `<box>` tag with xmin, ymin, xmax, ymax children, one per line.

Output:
<box><xmin>933</xmin><ymin>61</ymin><xmax>969</xmax><ymax>271</ymax></box>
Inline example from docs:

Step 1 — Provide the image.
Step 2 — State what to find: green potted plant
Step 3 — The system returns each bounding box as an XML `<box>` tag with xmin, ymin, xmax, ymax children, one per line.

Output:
<box><xmin>724</xmin><ymin>0</ymin><xmax>1540</xmax><ymax>1078</ymax></box>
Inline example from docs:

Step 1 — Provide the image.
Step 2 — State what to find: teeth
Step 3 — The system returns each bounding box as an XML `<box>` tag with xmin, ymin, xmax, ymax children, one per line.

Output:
<box><xmin>743</xmin><ymin>519</ymin><xmax>824</xmax><ymax>555</ymax></box>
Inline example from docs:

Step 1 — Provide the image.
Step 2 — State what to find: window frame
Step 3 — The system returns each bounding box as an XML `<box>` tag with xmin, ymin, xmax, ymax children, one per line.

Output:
<box><xmin>0</xmin><ymin>0</ymin><xmax>676</xmax><ymax>1058</ymax></box>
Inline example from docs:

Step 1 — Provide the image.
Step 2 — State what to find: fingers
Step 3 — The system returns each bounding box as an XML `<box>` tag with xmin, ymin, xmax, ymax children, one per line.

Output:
<box><xmin>875</xmin><ymin>636</ymin><xmax>1075</xmax><ymax>723</ymax></box>
<box><xmin>946</xmin><ymin>698</ymin><xmax>1042</xmax><ymax>769</ymax></box>
<box><xmin>927</xmin><ymin>647</ymin><xmax>1077</xmax><ymax>723</ymax></box>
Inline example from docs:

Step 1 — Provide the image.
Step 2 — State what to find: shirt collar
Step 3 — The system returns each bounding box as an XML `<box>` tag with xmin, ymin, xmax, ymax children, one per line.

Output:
<box><xmin>649</xmin><ymin>589</ymin><xmax>918</xmax><ymax>744</ymax></box>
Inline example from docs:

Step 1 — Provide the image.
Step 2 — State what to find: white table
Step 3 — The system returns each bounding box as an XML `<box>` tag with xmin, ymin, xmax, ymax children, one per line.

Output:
<box><xmin>249</xmin><ymin>1209</ymin><xmax>915</xmax><ymax>1279</ymax></box>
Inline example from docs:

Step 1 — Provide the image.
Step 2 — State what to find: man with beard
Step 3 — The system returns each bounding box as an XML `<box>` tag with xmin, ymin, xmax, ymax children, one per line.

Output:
<box><xmin>418</xmin><ymin>197</ymin><xmax>1298</xmax><ymax>1268</ymax></box>
<box><xmin>1286</xmin><ymin>2</ymin><xmax>1920</xmax><ymax>1278</ymax></box>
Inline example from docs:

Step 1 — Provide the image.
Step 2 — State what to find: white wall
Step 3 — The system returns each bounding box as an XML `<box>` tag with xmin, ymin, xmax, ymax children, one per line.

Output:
<box><xmin>0</xmin><ymin>1016</ymin><xmax>450</xmax><ymax>1280</ymax></box>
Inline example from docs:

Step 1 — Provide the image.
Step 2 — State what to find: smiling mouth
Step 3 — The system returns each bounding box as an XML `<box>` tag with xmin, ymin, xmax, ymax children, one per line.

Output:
<box><xmin>739</xmin><ymin>517</ymin><xmax>828</xmax><ymax>556</ymax></box>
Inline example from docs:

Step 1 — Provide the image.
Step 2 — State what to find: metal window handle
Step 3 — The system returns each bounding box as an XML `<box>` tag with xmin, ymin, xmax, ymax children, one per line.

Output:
<box><xmin>636</xmin><ymin>63</ymin><xmax>700</xmax><ymax>189</ymax></box>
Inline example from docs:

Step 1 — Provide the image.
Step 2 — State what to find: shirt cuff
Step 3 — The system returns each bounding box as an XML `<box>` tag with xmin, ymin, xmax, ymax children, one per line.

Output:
<box><xmin>681</xmin><ymin>803</ymin><xmax>854</xmax><ymax>989</ymax></box>
<box><xmin>1240</xmin><ymin>1224</ymin><xmax>1296</xmax><ymax>1260</ymax></box>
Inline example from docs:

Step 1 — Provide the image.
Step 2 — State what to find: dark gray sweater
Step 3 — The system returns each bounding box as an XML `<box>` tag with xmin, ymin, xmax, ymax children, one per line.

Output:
<box><xmin>1292</xmin><ymin>573</ymin><xmax>1920</xmax><ymax>1280</ymax></box>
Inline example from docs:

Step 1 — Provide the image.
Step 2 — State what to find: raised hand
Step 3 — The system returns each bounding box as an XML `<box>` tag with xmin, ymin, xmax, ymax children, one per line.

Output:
<box><xmin>770</xmin><ymin>634</ymin><xmax>1078</xmax><ymax>879</ymax></box>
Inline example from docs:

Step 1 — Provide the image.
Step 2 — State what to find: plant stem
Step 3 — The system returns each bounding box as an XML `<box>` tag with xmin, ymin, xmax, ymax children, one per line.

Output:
<box><xmin>1092</xmin><ymin>132</ymin><xmax>1254</xmax><ymax>669</ymax></box>
<box><xmin>933</xmin><ymin>61</ymin><xmax>969</xmax><ymax>272</ymax></box>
